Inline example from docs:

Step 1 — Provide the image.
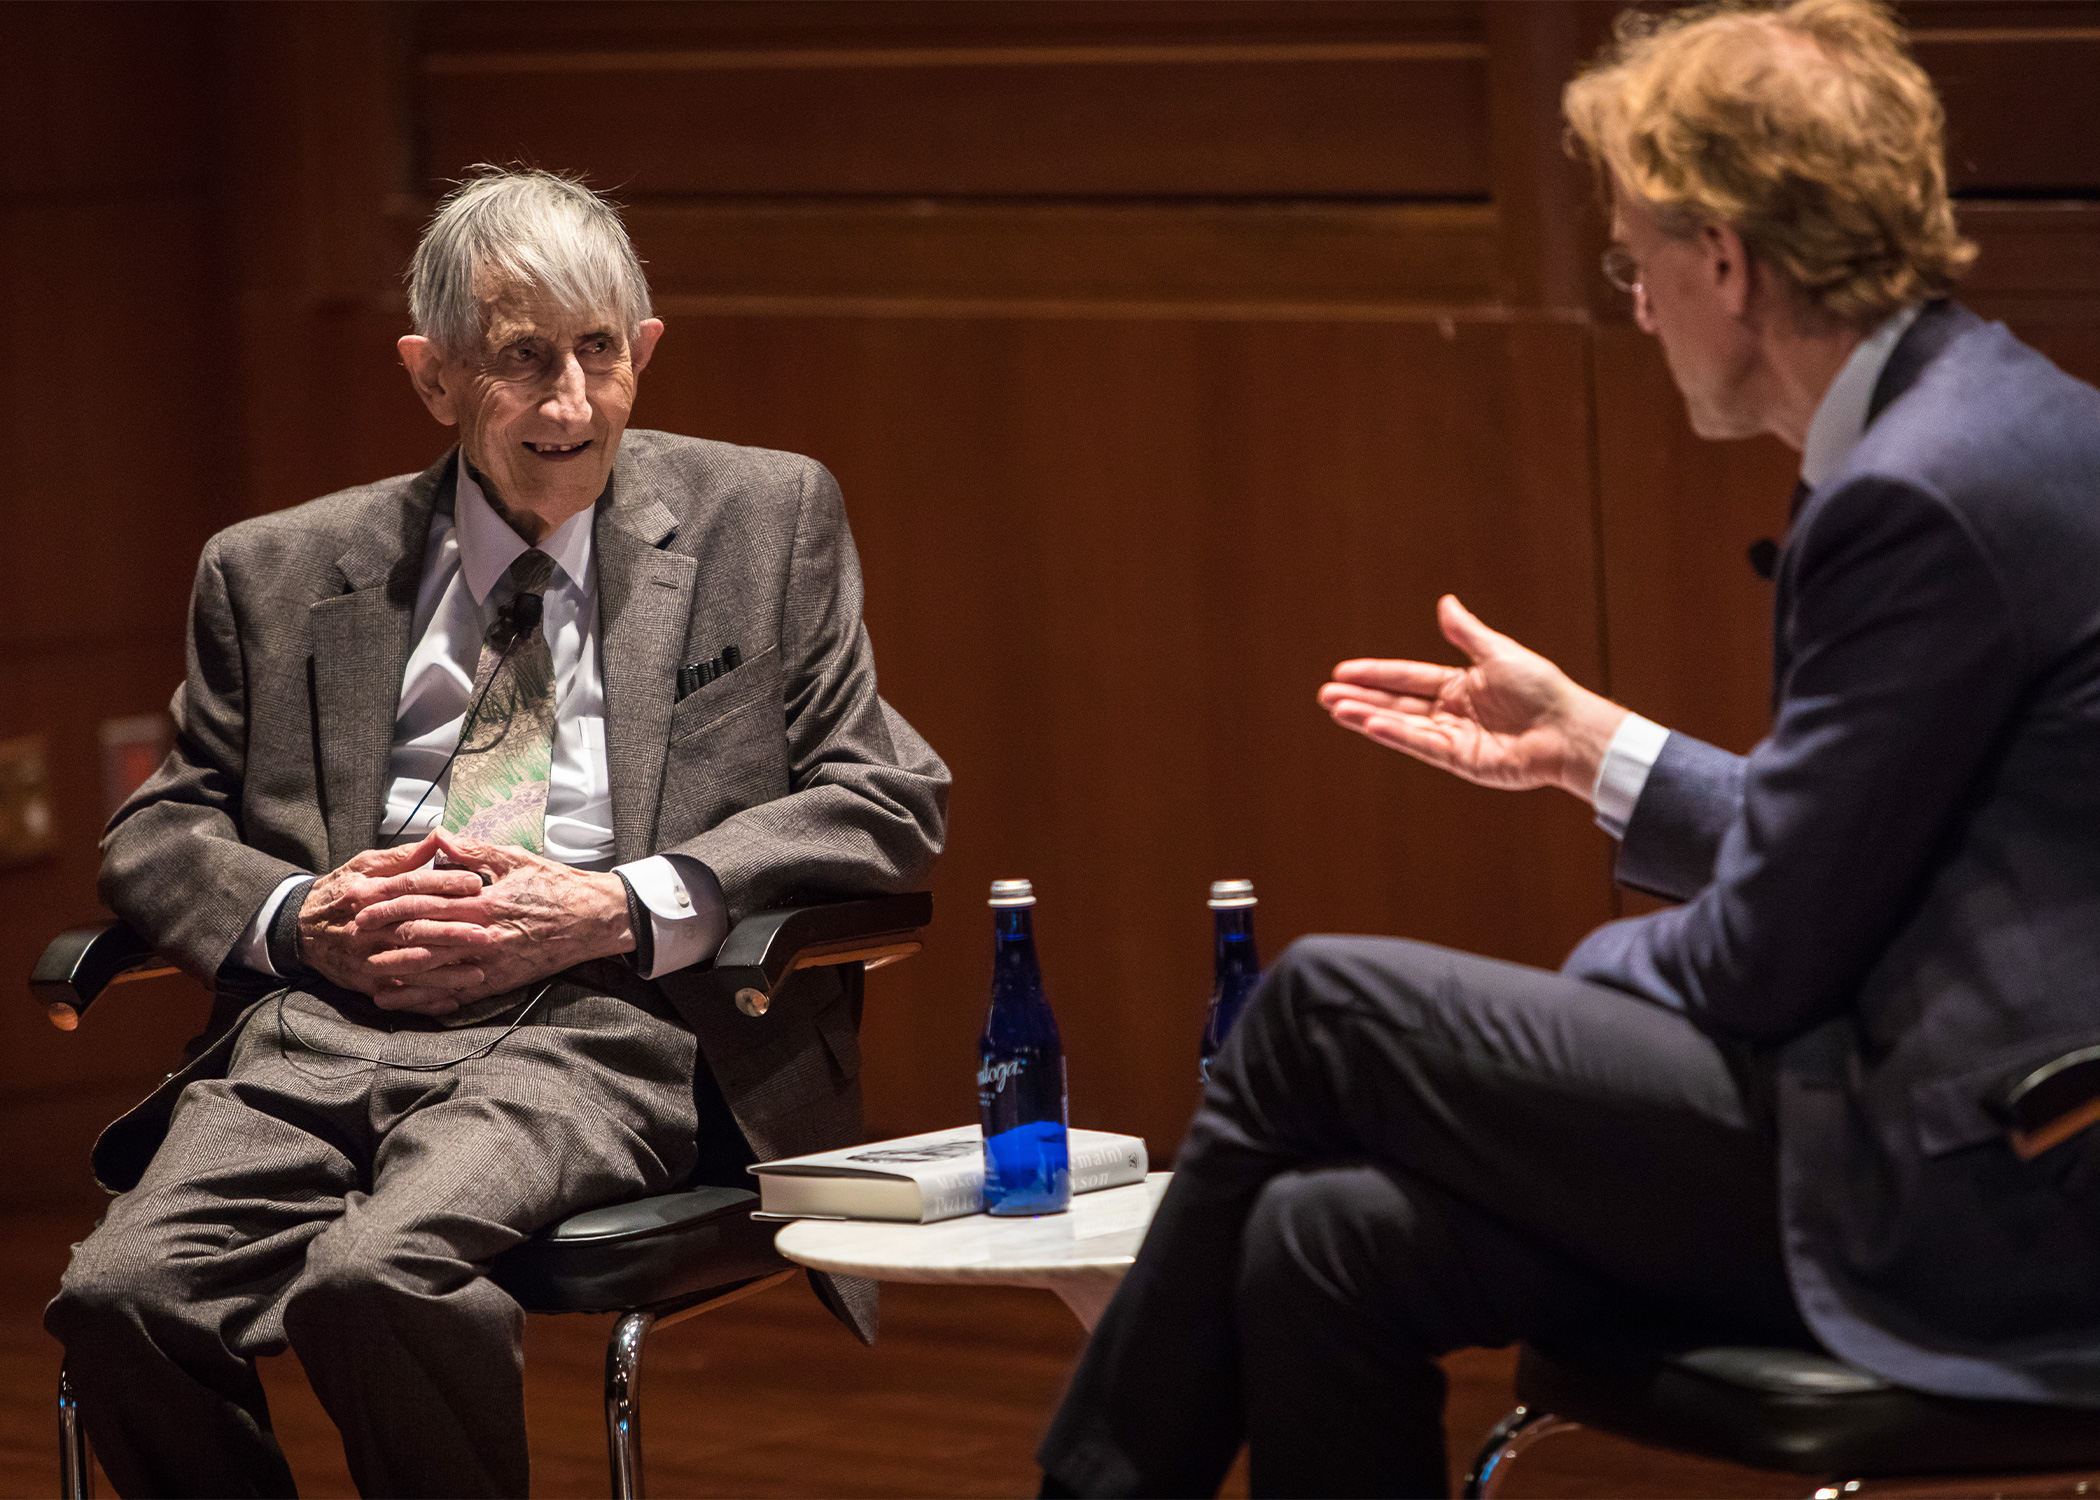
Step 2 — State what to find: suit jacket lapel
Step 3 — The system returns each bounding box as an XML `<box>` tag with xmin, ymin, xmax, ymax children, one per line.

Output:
<box><xmin>596</xmin><ymin>453</ymin><xmax>692</xmax><ymax>864</ymax></box>
<box><xmin>1772</xmin><ymin>302</ymin><xmax>1984</xmax><ymax>700</ymax></box>
<box><xmin>1767</xmin><ymin>302</ymin><xmax>1981</xmax><ymax>581</ymax></box>
<box><xmin>312</xmin><ymin>451</ymin><xmax>453</xmax><ymax>865</ymax></box>
<box><xmin>1867</xmin><ymin>299</ymin><xmax>1980</xmax><ymax>424</ymax></box>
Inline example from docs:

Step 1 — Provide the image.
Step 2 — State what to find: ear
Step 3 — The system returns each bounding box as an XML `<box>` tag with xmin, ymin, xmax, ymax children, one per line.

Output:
<box><xmin>629</xmin><ymin>318</ymin><xmax>665</xmax><ymax>377</ymax></box>
<box><xmin>1700</xmin><ymin>221</ymin><xmax>1754</xmax><ymax>320</ymax></box>
<box><xmin>398</xmin><ymin>335</ymin><xmax>459</xmax><ymax>426</ymax></box>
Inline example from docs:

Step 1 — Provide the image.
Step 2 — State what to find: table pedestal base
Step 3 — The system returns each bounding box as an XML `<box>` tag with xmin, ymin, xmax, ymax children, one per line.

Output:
<box><xmin>1047</xmin><ymin>1269</ymin><xmax>1124</xmax><ymax>1331</ymax></box>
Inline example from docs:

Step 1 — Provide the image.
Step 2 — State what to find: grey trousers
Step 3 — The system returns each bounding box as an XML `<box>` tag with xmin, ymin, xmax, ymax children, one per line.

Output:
<box><xmin>46</xmin><ymin>962</ymin><xmax>701</xmax><ymax>1499</ymax></box>
<box><xmin>1039</xmin><ymin>935</ymin><xmax>1819</xmax><ymax>1499</ymax></box>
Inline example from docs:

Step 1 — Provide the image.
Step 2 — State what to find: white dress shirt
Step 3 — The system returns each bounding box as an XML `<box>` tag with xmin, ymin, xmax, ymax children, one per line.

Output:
<box><xmin>235</xmin><ymin>460</ymin><xmax>727</xmax><ymax>979</ymax></box>
<box><xmin>1591</xmin><ymin>304</ymin><xmax>1923</xmax><ymax>838</ymax></box>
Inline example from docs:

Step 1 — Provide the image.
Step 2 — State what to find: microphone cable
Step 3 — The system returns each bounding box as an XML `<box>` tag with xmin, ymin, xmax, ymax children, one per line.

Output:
<box><xmin>377</xmin><ymin>588</ymin><xmax>543</xmax><ymax>845</ymax></box>
<box><xmin>273</xmin><ymin>976</ymin><xmax>557</xmax><ymax>1072</ymax></box>
<box><xmin>276</xmin><ymin>585</ymin><xmax>554</xmax><ymax>1068</ymax></box>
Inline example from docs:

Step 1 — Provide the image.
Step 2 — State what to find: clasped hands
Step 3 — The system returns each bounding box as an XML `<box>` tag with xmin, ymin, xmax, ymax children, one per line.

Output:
<box><xmin>296</xmin><ymin>829</ymin><xmax>636</xmax><ymax>1016</ymax></box>
<box><xmin>1318</xmin><ymin>594</ymin><xmax>1629</xmax><ymax>799</ymax></box>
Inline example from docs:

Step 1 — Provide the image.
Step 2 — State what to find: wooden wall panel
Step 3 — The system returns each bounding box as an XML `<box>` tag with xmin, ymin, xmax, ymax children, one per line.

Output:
<box><xmin>3</xmin><ymin>201</ymin><xmax>222</xmax><ymax>649</ymax></box>
<box><xmin>387</xmin><ymin>202</ymin><xmax>1503</xmax><ymax>308</ymax></box>
<box><xmin>1910</xmin><ymin>2</ymin><xmax>2100</xmax><ymax>196</ymax></box>
<box><xmin>417</xmin><ymin>2</ymin><xmax>1488</xmax><ymax>201</ymax></box>
<box><xmin>417</xmin><ymin>1</ymin><xmax>1485</xmax><ymax>53</ymax></box>
<box><xmin>1956</xmin><ymin>205</ymin><xmax>2100</xmax><ymax>392</ymax></box>
<box><xmin>0</xmin><ymin>4</ymin><xmax>235</xmax><ymax>1201</ymax></box>
<box><xmin>0</xmin><ymin>648</ymin><xmax>214</xmax><ymax>1205</ymax></box>
<box><xmin>0</xmin><ymin>2</ymin><xmax>210</xmax><ymax>198</ymax></box>
<box><xmin>0</xmin><ymin>194</ymin><xmax>229</xmax><ymax>1197</ymax></box>
<box><xmin>1954</xmin><ymin>204</ymin><xmax>2100</xmax><ymax>310</ymax></box>
<box><xmin>238</xmin><ymin>302</ymin><xmax>453</xmax><ymax>513</ymax></box>
<box><xmin>421</xmin><ymin>47</ymin><xmax>1488</xmax><ymax>201</ymax></box>
<box><xmin>637</xmin><ymin>310</ymin><xmax>1612</xmax><ymax>1146</ymax></box>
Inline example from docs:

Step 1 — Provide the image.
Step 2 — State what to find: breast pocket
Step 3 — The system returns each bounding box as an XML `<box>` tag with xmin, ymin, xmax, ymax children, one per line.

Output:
<box><xmin>660</xmin><ymin>647</ymin><xmax>790</xmax><ymax>842</ymax></box>
<box><xmin>669</xmin><ymin>645</ymin><xmax>783</xmax><ymax>743</ymax></box>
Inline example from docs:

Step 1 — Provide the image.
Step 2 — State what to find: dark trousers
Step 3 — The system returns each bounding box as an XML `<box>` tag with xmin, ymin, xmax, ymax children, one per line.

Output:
<box><xmin>46</xmin><ymin>964</ymin><xmax>704</xmax><ymax>1499</ymax></box>
<box><xmin>1038</xmin><ymin>936</ymin><xmax>1819</xmax><ymax>1499</ymax></box>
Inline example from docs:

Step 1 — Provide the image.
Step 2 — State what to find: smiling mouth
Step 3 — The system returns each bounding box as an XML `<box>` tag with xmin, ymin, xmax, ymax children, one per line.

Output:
<box><xmin>526</xmin><ymin>441</ymin><xmax>592</xmax><ymax>459</ymax></box>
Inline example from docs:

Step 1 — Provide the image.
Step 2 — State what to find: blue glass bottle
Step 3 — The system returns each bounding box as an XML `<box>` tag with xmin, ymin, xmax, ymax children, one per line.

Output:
<box><xmin>1199</xmin><ymin>879</ymin><xmax>1263</xmax><ymax>1084</ymax></box>
<box><xmin>978</xmin><ymin>878</ymin><xmax>1071</xmax><ymax>1215</ymax></box>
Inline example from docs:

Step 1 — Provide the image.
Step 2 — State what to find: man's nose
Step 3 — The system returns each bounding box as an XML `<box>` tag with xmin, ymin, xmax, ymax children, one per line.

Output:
<box><xmin>542</xmin><ymin>355</ymin><xmax>590</xmax><ymax>423</ymax></box>
<box><xmin>1633</xmin><ymin>282</ymin><xmax>1657</xmax><ymax>335</ymax></box>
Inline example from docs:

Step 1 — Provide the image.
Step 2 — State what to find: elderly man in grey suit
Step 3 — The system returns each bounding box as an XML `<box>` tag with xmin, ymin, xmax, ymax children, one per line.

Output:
<box><xmin>1041</xmin><ymin>3</ymin><xmax>2100</xmax><ymax>1496</ymax></box>
<box><xmin>46</xmin><ymin>168</ymin><xmax>949</xmax><ymax>1498</ymax></box>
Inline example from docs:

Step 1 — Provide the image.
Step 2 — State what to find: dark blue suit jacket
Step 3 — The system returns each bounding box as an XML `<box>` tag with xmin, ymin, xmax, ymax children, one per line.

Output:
<box><xmin>1566</xmin><ymin>303</ymin><xmax>2100</xmax><ymax>1402</ymax></box>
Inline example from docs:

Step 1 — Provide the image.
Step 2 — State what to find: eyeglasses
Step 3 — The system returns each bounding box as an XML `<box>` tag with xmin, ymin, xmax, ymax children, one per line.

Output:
<box><xmin>1601</xmin><ymin>245</ymin><xmax>1641</xmax><ymax>295</ymax></box>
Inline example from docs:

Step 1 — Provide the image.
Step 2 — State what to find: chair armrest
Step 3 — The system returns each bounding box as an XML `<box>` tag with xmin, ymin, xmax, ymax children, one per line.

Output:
<box><xmin>711</xmin><ymin>892</ymin><xmax>932</xmax><ymax>1018</ymax></box>
<box><xmin>1995</xmin><ymin>1044</ymin><xmax>2100</xmax><ymax>1159</ymax></box>
<box><xmin>31</xmin><ymin>921</ymin><xmax>180</xmax><ymax>1031</ymax></box>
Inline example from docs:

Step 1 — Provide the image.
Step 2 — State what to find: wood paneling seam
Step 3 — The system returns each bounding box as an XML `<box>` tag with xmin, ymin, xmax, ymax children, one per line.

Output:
<box><xmin>423</xmin><ymin>42</ymin><xmax>1487</xmax><ymax>74</ymax></box>
<box><xmin>1911</xmin><ymin>28</ymin><xmax>2100</xmax><ymax>43</ymax></box>
<box><xmin>647</xmin><ymin>294</ymin><xmax>1588</xmax><ymax>324</ymax></box>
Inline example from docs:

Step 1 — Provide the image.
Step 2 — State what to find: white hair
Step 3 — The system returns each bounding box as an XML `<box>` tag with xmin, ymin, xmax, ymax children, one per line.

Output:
<box><xmin>406</xmin><ymin>167</ymin><xmax>652</xmax><ymax>356</ymax></box>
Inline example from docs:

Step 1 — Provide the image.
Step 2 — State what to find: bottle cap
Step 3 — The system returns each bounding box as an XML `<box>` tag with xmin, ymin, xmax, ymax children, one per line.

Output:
<box><xmin>989</xmin><ymin>878</ymin><xmax>1036</xmax><ymax>907</ymax></box>
<box><xmin>1208</xmin><ymin>879</ymin><xmax>1256</xmax><ymax>909</ymax></box>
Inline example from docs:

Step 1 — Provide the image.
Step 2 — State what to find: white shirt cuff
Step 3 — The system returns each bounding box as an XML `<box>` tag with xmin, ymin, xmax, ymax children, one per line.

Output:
<box><xmin>616</xmin><ymin>855</ymin><xmax>727</xmax><ymax>980</ymax></box>
<box><xmin>1592</xmin><ymin>713</ymin><xmax>1671</xmax><ymax>840</ymax></box>
<box><xmin>232</xmin><ymin>874</ymin><xmax>313</xmax><ymax>977</ymax></box>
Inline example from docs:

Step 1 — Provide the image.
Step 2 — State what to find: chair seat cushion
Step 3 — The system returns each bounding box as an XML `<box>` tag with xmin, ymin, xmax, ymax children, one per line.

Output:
<box><xmin>489</xmin><ymin>1185</ymin><xmax>790</xmax><ymax>1315</ymax></box>
<box><xmin>1518</xmin><ymin>1342</ymin><xmax>2100</xmax><ymax>1476</ymax></box>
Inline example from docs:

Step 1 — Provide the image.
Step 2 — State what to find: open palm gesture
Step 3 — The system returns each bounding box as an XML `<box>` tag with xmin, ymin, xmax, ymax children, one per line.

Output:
<box><xmin>1317</xmin><ymin>595</ymin><xmax>1627</xmax><ymax>801</ymax></box>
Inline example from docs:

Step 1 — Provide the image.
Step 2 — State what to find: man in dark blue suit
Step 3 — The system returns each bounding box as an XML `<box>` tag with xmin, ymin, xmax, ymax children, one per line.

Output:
<box><xmin>1039</xmin><ymin>2</ymin><xmax>2100</xmax><ymax>1495</ymax></box>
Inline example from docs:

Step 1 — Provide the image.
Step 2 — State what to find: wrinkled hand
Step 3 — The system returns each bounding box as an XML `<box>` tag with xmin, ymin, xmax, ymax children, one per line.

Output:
<box><xmin>1316</xmin><ymin>594</ymin><xmax>1627</xmax><ymax>800</ymax></box>
<box><xmin>347</xmin><ymin>832</ymin><xmax>635</xmax><ymax>1014</ymax></box>
<box><xmin>296</xmin><ymin>831</ymin><xmax>492</xmax><ymax>1009</ymax></box>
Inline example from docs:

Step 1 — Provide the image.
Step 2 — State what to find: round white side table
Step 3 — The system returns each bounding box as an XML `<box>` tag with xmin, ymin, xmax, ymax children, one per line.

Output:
<box><xmin>774</xmin><ymin>1172</ymin><xmax>1171</xmax><ymax>1329</ymax></box>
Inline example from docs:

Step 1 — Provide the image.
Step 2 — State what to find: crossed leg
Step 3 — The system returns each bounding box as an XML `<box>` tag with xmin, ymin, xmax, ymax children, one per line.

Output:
<box><xmin>1040</xmin><ymin>935</ymin><xmax>1814</xmax><ymax>1499</ymax></box>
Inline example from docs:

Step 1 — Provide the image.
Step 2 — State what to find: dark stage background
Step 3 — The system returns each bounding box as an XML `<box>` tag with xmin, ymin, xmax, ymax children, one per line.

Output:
<box><xmin>3</xmin><ymin>0</ymin><xmax>2096</xmax><ymax>1235</ymax></box>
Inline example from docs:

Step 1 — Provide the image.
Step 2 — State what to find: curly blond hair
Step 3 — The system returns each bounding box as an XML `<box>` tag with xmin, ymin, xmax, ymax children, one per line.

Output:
<box><xmin>1563</xmin><ymin>0</ymin><xmax>1975</xmax><ymax>326</ymax></box>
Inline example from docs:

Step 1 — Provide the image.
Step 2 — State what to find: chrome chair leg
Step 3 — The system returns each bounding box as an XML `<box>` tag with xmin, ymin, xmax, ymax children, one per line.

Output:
<box><xmin>58</xmin><ymin>1362</ymin><xmax>92</xmax><ymax>1500</ymax></box>
<box><xmin>1461</xmin><ymin>1405</ymin><xmax>1580</xmax><ymax>1499</ymax></box>
<box><xmin>605</xmin><ymin>1310</ymin><xmax>656</xmax><ymax>1500</ymax></box>
<box><xmin>596</xmin><ymin>1275</ymin><xmax>795</xmax><ymax>1500</ymax></box>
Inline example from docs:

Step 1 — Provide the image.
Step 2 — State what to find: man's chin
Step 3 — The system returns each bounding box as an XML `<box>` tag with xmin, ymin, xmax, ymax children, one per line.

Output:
<box><xmin>480</xmin><ymin>467</ymin><xmax>615</xmax><ymax>530</ymax></box>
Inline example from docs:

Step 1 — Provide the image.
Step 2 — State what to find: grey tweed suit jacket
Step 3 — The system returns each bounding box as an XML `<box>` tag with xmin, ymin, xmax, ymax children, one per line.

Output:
<box><xmin>93</xmin><ymin>431</ymin><xmax>950</xmax><ymax>1337</ymax></box>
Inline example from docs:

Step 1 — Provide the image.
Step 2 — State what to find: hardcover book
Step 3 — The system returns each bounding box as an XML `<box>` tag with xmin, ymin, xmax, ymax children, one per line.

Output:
<box><xmin>749</xmin><ymin>1124</ymin><xmax>1148</xmax><ymax>1223</ymax></box>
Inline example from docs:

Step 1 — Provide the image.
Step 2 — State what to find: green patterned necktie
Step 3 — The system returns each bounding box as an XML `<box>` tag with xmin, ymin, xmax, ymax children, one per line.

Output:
<box><xmin>444</xmin><ymin>548</ymin><xmax>558</xmax><ymax>852</ymax></box>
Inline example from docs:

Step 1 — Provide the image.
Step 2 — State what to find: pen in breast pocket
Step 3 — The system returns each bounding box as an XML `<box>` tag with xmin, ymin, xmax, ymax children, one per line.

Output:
<box><xmin>677</xmin><ymin>645</ymin><xmax>745</xmax><ymax>701</ymax></box>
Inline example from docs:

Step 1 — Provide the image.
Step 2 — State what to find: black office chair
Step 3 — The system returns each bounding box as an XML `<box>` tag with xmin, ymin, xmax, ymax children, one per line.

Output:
<box><xmin>1464</xmin><ymin>1341</ymin><xmax>2100</xmax><ymax>1498</ymax></box>
<box><xmin>1463</xmin><ymin>1048</ymin><xmax>2100</xmax><ymax>1498</ymax></box>
<box><xmin>33</xmin><ymin>892</ymin><xmax>933</xmax><ymax>1500</ymax></box>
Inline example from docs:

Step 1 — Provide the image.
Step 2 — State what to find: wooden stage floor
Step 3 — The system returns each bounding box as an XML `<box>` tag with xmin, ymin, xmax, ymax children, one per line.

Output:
<box><xmin>0</xmin><ymin>1198</ymin><xmax>1797</xmax><ymax>1498</ymax></box>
